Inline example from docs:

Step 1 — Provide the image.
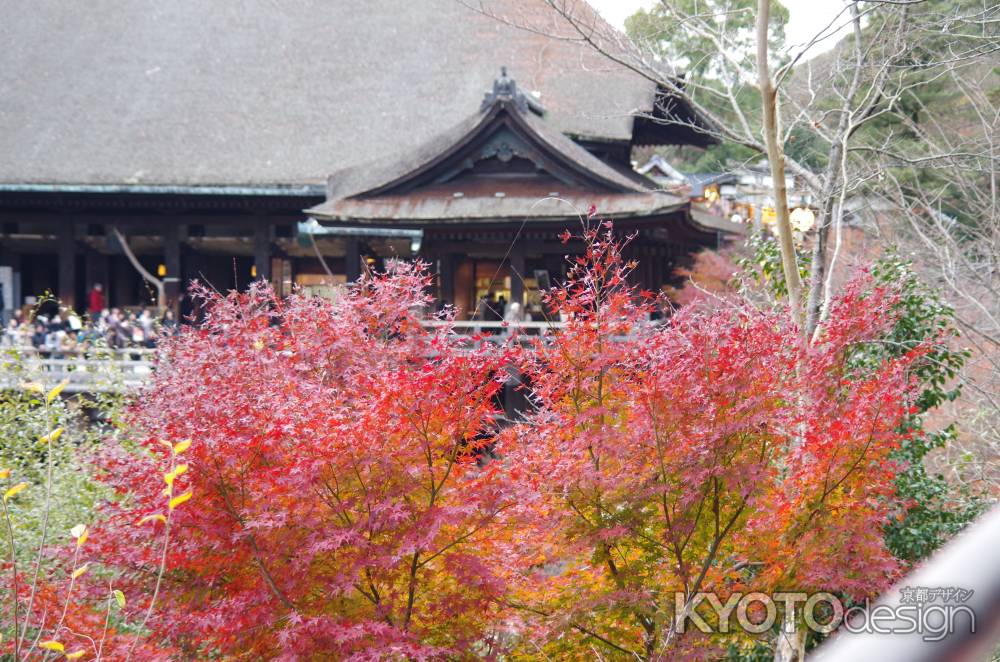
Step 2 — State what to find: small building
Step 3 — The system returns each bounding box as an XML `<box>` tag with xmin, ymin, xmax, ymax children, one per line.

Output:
<box><xmin>637</xmin><ymin>156</ymin><xmax>815</xmax><ymax>228</ymax></box>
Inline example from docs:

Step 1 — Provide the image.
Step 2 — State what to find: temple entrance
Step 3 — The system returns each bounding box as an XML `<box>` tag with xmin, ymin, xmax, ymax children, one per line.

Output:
<box><xmin>451</xmin><ymin>256</ymin><xmax>557</xmax><ymax>322</ymax></box>
<box><xmin>454</xmin><ymin>259</ymin><xmax>510</xmax><ymax>320</ymax></box>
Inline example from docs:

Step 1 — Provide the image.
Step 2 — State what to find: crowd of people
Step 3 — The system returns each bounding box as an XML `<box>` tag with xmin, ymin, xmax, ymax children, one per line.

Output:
<box><xmin>1</xmin><ymin>284</ymin><xmax>178</xmax><ymax>355</ymax></box>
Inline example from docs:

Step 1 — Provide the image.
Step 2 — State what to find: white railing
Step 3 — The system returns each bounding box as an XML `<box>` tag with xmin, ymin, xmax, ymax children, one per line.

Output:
<box><xmin>0</xmin><ymin>320</ymin><xmax>620</xmax><ymax>394</ymax></box>
<box><xmin>0</xmin><ymin>347</ymin><xmax>155</xmax><ymax>394</ymax></box>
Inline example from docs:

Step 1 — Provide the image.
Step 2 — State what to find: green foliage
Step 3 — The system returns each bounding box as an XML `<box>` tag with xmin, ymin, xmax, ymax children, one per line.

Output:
<box><xmin>784</xmin><ymin>123</ymin><xmax>828</xmax><ymax>171</ymax></box>
<box><xmin>0</xmin><ymin>390</ymin><xmax>115</xmax><ymax>564</ymax></box>
<box><xmin>625</xmin><ymin>1</ymin><xmax>803</xmax><ymax>174</ymax></box>
<box><xmin>625</xmin><ymin>0</ymin><xmax>788</xmax><ymax>77</ymax></box>
<box><xmin>685</xmin><ymin>140</ymin><xmax>760</xmax><ymax>173</ymax></box>
<box><xmin>859</xmin><ymin>255</ymin><xmax>984</xmax><ymax>562</ymax></box>
<box><xmin>735</xmin><ymin>230</ymin><xmax>812</xmax><ymax>302</ymax></box>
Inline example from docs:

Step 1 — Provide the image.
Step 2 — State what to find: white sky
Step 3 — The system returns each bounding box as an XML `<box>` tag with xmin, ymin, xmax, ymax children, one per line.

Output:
<box><xmin>589</xmin><ymin>0</ymin><xmax>852</xmax><ymax>60</ymax></box>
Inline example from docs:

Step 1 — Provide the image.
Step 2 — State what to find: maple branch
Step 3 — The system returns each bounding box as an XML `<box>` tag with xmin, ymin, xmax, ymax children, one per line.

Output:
<box><xmin>214</xmin><ymin>471</ymin><xmax>296</xmax><ymax>612</ymax></box>
<box><xmin>506</xmin><ymin>601</ymin><xmax>645</xmax><ymax>659</ymax></box>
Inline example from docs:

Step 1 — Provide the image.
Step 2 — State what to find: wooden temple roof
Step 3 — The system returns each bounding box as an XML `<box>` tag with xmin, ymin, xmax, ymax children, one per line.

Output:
<box><xmin>307</xmin><ymin>70</ymin><xmax>734</xmax><ymax>236</ymax></box>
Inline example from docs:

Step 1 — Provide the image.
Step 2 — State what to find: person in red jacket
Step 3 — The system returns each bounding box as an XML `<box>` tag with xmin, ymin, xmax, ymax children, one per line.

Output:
<box><xmin>87</xmin><ymin>283</ymin><xmax>106</xmax><ymax>315</ymax></box>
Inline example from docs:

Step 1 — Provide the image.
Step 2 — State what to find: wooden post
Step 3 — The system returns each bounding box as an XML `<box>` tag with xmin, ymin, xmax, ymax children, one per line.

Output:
<box><xmin>254</xmin><ymin>220</ymin><xmax>271</xmax><ymax>282</ymax></box>
<box><xmin>84</xmin><ymin>249</ymin><xmax>108</xmax><ymax>294</ymax></box>
<box><xmin>164</xmin><ymin>223</ymin><xmax>182</xmax><ymax>315</ymax></box>
<box><xmin>58</xmin><ymin>220</ymin><xmax>76</xmax><ymax>310</ymax></box>
<box><xmin>509</xmin><ymin>245</ymin><xmax>525</xmax><ymax>307</ymax></box>
<box><xmin>344</xmin><ymin>237</ymin><xmax>361</xmax><ymax>282</ymax></box>
<box><xmin>438</xmin><ymin>253</ymin><xmax>455</xmax><ymax>308</ymax></box>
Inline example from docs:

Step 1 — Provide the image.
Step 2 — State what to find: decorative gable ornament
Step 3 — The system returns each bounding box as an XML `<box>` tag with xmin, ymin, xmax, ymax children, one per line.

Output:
<box><xmin>481</xmin><ymin>66</ymin><xmax>544</xmax><ymax>116</ymax></box>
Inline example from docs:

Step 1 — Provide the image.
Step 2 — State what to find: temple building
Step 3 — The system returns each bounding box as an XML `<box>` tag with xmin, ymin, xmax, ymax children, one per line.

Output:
<box><xmin>0</xmin><ymin>0</ymin><xmax>736</xmax><ymax>319</ymax></box>
<box><xmin>307</xmin><ymin>69</ymin><xmax>733</xmax><ymax>317</ymax></box>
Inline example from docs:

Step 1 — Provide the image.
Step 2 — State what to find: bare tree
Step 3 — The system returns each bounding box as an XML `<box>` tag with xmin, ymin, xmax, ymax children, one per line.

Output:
<box><xmin>466</xmin><ymin>0</ymin><xmax>989</xmax><ymax>335</ymax></box>
<box><xmin>860</xmin><ymin>54</ymin><xmax>1000</xmax><ymax>492</ymax></box>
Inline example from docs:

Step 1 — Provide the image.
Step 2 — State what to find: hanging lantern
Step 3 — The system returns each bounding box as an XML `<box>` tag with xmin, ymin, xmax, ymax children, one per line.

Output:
<box><xmin>790</xmin><ymin>207</ymin><xmax>816</xmax><ymax>232</ymax></box>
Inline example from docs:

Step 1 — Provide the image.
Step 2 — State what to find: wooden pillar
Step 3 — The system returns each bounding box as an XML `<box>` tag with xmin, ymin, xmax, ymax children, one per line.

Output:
<box><xmin>58</xmin><ymin>220</ymin><xmax>76</xmax><ymax>310</ymax></box>
<box><xmin>509</xmin><ymin>245</ymin><xmax>525</xmax><ymax>307</ymax></box>
<box><xmin>504</xmin><ymin>364</ymin><xmax>530</xmax><ymax>420</ymax></box>
<box><xmin>0</xmin><ymin>246</ymin><xmax>17</xmax><ymax>321</ymax></box>
<box><xmin>544</xmin><ymin>253</ymin><xmax>564</xmax><ymax>284</ymax></box>
<box><xmin>344</xmin><ymin>237</ymin><xmax>361</xmax><ymax>282</ymax></box>
<box><xmin>163</xmin><ymin>223</ymin><xmax>182</xmax><ymax>315</ymax></box>
<box><xmin>84</xmin><ymin>248</ymin><xmax>108</xmax><ymax>292</ymax></box>
<box><xmin>652</xmin><ymin>248</ymin><xmax>663</xmax><ymax>293</ymax></box>
<box><xmin>438</xmin><ymin>253</ymin><xmax>455</xmax><ymax>308</ymax></box>
<box><xmin>254</xmin><ymin>220</ymin><xmax>271</xmax><ymax>282</ymax></box>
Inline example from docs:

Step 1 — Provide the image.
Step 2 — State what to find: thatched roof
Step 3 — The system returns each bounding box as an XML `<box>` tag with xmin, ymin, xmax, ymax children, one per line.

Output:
<box><xmin>1</xmin><ymin>0</ymin><xmax>681</xmax><ymax>188</ymax></box>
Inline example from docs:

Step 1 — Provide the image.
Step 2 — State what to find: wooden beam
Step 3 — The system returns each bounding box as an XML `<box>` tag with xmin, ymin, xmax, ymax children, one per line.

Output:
<box><xmin>509</xmin><ymin>245</ymin><xmax>525</xmax><ymax>308</ymax></box>
<box><xmin>344</xmin><ymin>237</ymin><xmax>361</xmax><ymax>282</ymax></box>
<box><xmin>58</xmin><ymin>219</ymin><xmax>76</xmax><ymax>309</ymax></box>
<box><xmin>253</xmin><ymin>219</ymin><xmax>271</xmax><ymax>281</ymax></box>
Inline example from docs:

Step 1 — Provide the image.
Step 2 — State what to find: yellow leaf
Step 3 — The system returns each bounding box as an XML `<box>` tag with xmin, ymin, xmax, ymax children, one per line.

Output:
<box><xmin>46</xmin><ymin>379</ymin><xmax>70</xmax><ymax>404</ymax></box>
<box><xmin>39</xmin><ymin>641</ymin><xmax>64</xmax><ymax>652</ymax></box>
<box><xmin>173</xmin><ymin>440</ymin><xmax>192</xmax><ymax>455</ymax></box>
<box><xmin>71</xmin><ymin>524</ymin><xmax>89</xmax><ymax>547</ymax></box>
<box><xmin>0</xmin><ymin>468</ymin><xmax>9</xmax><ymax>480</ymax></box>
<box><xmin>71</xmin><ymin>563</ymin><xmax>89</xmax><ymax>579</ymax></box>
<box><xmin>168</xmin><ymin>490</ymin><xmax>192</xmax><ymax>511</ymax></box>
<box><xmin>163</xmin><ymin>463</ymin><xmax>189</xmax><ymax>489</ymax></box>
<box><xmin>66</xmin><ymin>651</ymin><xmax>86</xmax><ymax>660</ymax></box>
<box><xmin>3</xmin><ymin>482</ymin><xmax>27</xmax><ymax>502</ymax></box>
<box><xmin>20</xmin><ymin>382</ymin><xmax>43</xmax><ymax>393</ymax></box>
<box><xmin>113</xmin><ymin>589</ymin><xmax>126</xmax><ymax>609</ymax></box>
<box><xmin>39</xmin><ymin>427</ymin><xmax>64</xmax><ymax>444</ymax></box>
<box><xmin>136</xmin><ymin>514</ymin><xmax>166</xmax><ymax>526</ymax></box>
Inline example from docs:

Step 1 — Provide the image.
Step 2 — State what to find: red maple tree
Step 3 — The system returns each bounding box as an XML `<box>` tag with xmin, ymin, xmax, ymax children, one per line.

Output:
<box><xmin>91</xmin><ymin>262</ymin><xmax>513</xmax><ymax>659</ymax></box>
<box><xmin>14</xmin><ymin>227</ymin><xmax>926</xmax><ymax>660</ymax></box>
<box><xmin>497</xmin><ymin>226</ymin><xmax>921</xmax><ymax>658</ymax></box>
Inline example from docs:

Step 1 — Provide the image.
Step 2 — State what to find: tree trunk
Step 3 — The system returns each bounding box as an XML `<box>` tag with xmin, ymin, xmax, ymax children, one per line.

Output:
<box><xmin>774</xmin><ymin>626</ymin><xmax>806</xmax><ymax>662</ymax></box>
<box><xmin>756</xmin><ymin>0</ymin><xmax>804</xmax><ymax>332</ymax></box>
<box><xmin>805</xmin><ymin>191</ymin><xmax>838</xmax><ymax>334</ymax></box>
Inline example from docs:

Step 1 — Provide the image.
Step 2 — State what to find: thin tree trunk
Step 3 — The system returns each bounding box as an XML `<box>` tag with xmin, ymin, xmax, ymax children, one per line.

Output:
<box><xmin>774</xmin><ymin>626</ymin><xmax>806</xmax><ymax>662</ymax></box>
<box><xmin>756</xmin><ymin>0</ymin><xmax>804</xmax><ymax>332</ymax></box>
<box><xmin>805</xmin><ymin>191</ymin><xmax>838</xmax><ymax>334</ymax></box>
<box><xmin>111</xmin><ymin>226</ymin><xmax>165</xmax><ymax>310</ymax></box>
